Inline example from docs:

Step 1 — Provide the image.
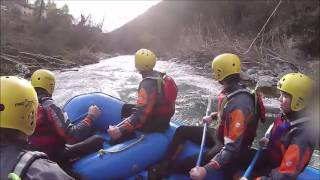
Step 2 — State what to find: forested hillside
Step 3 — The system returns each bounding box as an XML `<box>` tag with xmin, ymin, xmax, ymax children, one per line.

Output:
<box><xmin>105</xmin><ymin>0</ymin><xmax>319</xmax><ymax>67</ymax></box>
<box><xmin>1</xmin><ymin>0</ymin><xmax>107</xmax><ymax>76</ymax></box>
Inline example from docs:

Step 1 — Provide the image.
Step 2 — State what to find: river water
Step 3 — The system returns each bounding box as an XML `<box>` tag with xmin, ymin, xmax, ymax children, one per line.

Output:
<box><xmin>53</xmin><ymin>55</ymin><xmax>318</xmax><ymax>168</ymax></box>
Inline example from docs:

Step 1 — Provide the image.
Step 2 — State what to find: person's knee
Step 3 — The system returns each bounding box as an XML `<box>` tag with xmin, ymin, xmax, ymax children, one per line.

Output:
<box><xmin>89</xmin><ymin>135</ymin><xmax>104</xmax><ymax>148</ymax></box>
<box><xmin>91</xmin><ymin>134</ymin><xmax>103</xmax><ymax>142</ymax></box>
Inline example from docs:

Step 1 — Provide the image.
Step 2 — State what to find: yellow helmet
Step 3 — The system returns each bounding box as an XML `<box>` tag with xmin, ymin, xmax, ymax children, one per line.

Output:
<box><xmin>31</xmin><ymin>69</ymin><xmax>55</xmax><ymax>95</ymax></box>
<box><xmin>277</xmin><ymin>73</ymin><xmax>313</xmax><ymax>111</ymax></box>
<box><xmin>211</xmin><ymin>53</ymin><xmax>241</xmax><ymax>81</ymax></box>
<box><xmin>0</xmin><ymin>76</ymin><xmax>38</xmax><ymax>136</ymax></box>
<box><xmin>135</xmin><ymin>49</ymin><xmax>156</xmax><ymax>72</ymax></box>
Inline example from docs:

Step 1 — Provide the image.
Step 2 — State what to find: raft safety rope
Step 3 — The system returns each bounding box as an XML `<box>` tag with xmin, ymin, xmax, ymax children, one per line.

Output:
<box><xmin>98</xmin><ymin>134</ymin><xmax>145</xmax><ymax>157</ymax></box>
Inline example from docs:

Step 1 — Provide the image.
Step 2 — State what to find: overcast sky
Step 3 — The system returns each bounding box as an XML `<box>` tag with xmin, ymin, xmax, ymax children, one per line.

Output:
<box><xmin>30</xmin><ymin>1</ymin><xmax>160</xmax><ymax>32</ymax></box>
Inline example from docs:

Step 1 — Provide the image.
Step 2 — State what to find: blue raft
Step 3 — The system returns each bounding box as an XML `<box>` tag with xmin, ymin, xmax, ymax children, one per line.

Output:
<box><xmin>63</xmin><ymin>92</ymin><xmax>319</xmax><ymax>180</ymax></box>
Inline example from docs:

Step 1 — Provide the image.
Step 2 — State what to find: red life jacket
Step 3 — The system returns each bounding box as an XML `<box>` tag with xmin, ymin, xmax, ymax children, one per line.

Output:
<box><xmin>146</xmin><ymin>73</ymin><xmax>178</xmax><ymax>117</ymax></box>
<box><xmin>162</xmin><ymin>75</ymin><xmax>178</xmax><ymax>104</ymax></box>
<box><xmin>156</xmin><ymin>74</ymin><xmax>178</xmax><ymax>116</ymax></box>
<box><xmin>28</xmin><ymin>99</ymin><xmax>65</xmax><ymax>157</ymax></box>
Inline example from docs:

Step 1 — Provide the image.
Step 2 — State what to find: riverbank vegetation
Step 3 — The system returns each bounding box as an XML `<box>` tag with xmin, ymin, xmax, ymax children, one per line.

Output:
<box><xmin>1</xmin><ymin>0</ymin><xmax>107</xmax><ymax>76</ymax></box>
<box><xmin>105</xmin><ymin>0</ymin><xmax>319</xmax><ymax>83</ymax></box>
<box><xmin>2</xmin><ymin>0</ymin><xmax>319</xmax><ymax>85</ymax></box>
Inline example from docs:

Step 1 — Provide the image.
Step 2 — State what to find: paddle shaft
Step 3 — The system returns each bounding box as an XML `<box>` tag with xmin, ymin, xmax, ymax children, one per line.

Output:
<box><xmin>242</xmin><ymin>123</ymin><xmax>274</xmax><ymax>178</ymax></box>
<box><xmin>242</xmin><ymin>148</ymin><xmax>262</xmax><ymax>178</ymax></box>
<box><xmin>115</xmin><ymin>120</ymin><xmax>125</xmax><ymax>127</ymax></box>
<box><xmin>196</xmin><ymin>97</ymin><xmax>212</xmax><ymax>167</ymax></box>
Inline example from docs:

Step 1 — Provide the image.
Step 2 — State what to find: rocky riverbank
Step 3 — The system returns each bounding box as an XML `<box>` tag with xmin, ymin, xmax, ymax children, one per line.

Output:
<box><xmin>0</xmin><ymin>45</ymin><xmax>115</xmax><ymax>78</ymax></box>
<box><xmin>167</xmin><ymin>51</ymin><xmax>319</xmax><ymax>97</ymax></box>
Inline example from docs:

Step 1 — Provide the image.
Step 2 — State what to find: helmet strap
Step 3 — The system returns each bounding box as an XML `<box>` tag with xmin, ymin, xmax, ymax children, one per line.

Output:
<box><xmin>35</xmin><ymin>87</ymin><xmax>51</xmax><ymax>97</ymax></box>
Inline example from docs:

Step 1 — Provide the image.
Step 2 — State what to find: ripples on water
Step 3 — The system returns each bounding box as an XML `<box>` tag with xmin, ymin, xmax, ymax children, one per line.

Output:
<box><xmin>53</xmin><ymin>55</ymin><xmax>318</xmax><ymax>168</ymax></box>
<box><xmin>54</xmin><ymin>56</ymin><xmax>223</xmax><ymax>123</ymax></box>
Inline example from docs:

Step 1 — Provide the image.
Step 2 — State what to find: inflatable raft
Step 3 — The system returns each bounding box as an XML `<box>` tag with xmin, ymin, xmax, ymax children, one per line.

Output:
<box><xmin>63</xmin><ymin>92</ymin><xmax>319</xmax><ymax>180</ymax></box>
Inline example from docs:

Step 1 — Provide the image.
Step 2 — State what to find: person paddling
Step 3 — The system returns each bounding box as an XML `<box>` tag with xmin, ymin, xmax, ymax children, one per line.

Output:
<box><xmin>150</xmin><ymin>53</ymin><xmax>265</xmax><ymax>180</ymax></box>
<box><xmin>28</xmin><ymin>69</ymin><xmax>103</xmax><ymax>172</ymax></box>
<box><xmin>240</xmin><ymin>72</ymin><xmax>316</xmax><ymax>180</ymax></box>
<box><xmin>107</xmin><ymin>49</ymin><xmax>178</xmax><ymax>142</ymax></box>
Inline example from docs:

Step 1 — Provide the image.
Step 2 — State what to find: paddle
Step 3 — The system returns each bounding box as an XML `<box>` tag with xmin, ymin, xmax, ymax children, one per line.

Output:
<box><xmin>242</xmin><ymin>148</ymin><xmax>262</xmax><ymax>179</ymax></box>
<box><xmin>196</xmin><ymin>97</ymin><xmax>212</xmax><ymax>167</ymax></box>
<box><xmin>241</xmin><ymin>123</ymin><xmax>274</xmax><ymax>179</ymax></box>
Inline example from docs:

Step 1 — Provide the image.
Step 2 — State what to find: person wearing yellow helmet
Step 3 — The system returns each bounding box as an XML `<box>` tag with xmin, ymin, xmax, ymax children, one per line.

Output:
<box><xmin>211</xmin><ymin>53</ymin><xmax>241</xmax><ymax>82</ymax></box>
<box><xmin>30</xmin><ymin>69</ymin><xmax>56</xmax><ymax>95</ymax></box>
<box><xmin>0</xmin><ymin>76</ymin><xmax>74</xmax><ymax>180</ymax></box>
<box><xmin>277</xmin><ymin>73</ymin><xmax>313</xmax><ymax>112</ymax></box>
<box><xmin>150</xmin><ymin>53</ymin><xmax>263</xmax><ymax>180</ymax></box>
<box><xmin>28</xmin><ymin>69</ymin><xmax>103</xmax><ymax>171</ymax></box>
<box><xmin>108</xmin><ymin>49</ymin><xmax>178</xmax><ymax>142</ymax></box>
<box><xmin>134</xmin><ymin>48</ymin><xmax>157</xmax><ymax>72</ymax></box>
<box><xmin>239</xmin><ymin>73</ymin><xmax>316</xmax><ymax>180</ymax></box>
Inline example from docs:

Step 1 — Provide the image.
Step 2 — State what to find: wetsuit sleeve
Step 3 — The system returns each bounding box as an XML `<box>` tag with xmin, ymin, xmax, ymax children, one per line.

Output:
<box><xmin>204</xmin><ymin>99</ymin><xmax>253</xmax><ymax>172</ymax></box>
<box><xmin>119</xmin><ymin>79</ymin><xmax>157</xmax><ymax>135</ymax></box>
<box><xmin>258</xmin><ymin>131</ymin><xmax>313</xmax><ymax>180</ymax></box>
<box><xmin>25</xmin><ymin>158</ymin><xmax>74</xmax><ymax>180</ymax></box>
<box><xmin>47</xmin><ymin>103</ymin><xmax>94</xmax><ymax>144</ymax></box>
